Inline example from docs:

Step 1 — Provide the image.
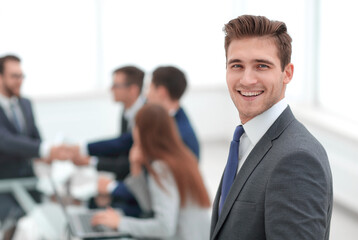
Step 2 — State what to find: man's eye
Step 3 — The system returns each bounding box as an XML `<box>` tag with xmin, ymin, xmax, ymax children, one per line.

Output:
<box><xmin>258</xmin><ymin>64</ymin><xmax>269</xmax><ymax>69</ymax></box>
<box><xmin>232</xmin><ymin>64</ymin><xmax>242</xmax><ymax>68</ymax></box>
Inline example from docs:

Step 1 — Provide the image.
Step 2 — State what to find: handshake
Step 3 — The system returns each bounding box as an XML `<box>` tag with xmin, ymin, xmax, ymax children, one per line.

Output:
<box><xmin>42</xmin><ymin>144</ymin><xmax>92</xmax><ymax>166</ymax></box>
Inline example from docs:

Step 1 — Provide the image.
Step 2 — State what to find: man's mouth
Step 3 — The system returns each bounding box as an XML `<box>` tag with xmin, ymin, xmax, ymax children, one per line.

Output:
<box><xmin>238</xmin><ymin>91</ymin><xmax>264</xmax><ymax>97</ymax></box>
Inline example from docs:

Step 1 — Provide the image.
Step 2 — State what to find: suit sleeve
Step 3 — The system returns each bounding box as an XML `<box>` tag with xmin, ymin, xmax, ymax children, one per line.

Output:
<box><xmin>0</xmin><ymin>126</ymin><xmax>41</xmax><ymax>158</ymax></box>
<box><xmin>23</xmin><ymin>99</ymin><xmax>41</xmax><ymax>140</ymax></box>
<box><xmin>111</xmin><ymin>181</ymin><xmax>136</xmax><ymax>201</ymax></box>
<box><xmin>0</xmin><ymin>99</ymin><xmax>41</xmax><ymax>158</ymax></box>
<box><xmin>265</xmin><ymin>150</ymin><xmax>332</xmax><ymax>240</ymax></box>
<box><xmin>96</xmin><ymin>155</ymin><xmax>130</xmax><ymax>180</ymax></box>
<box><xmin>180</xmin><ymin>129</ymin><xmax>200</xmax><ymax>160</ymax></box>
<box><xmin>87</xmin><ymin>132</ymin><xmax>133</xmax><ymax>157</ymax></box>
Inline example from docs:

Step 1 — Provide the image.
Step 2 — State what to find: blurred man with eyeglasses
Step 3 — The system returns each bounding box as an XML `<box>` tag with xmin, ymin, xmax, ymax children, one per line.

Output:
<box><xmin>61</xmin><ymin>66</ymin><xmax>145</xmax><ymax>216</ymax></box>
<box><xmin>0</xmin><ymin>54</ymin><xmax>72</xmax><ymax>224</ymax></box>
<box><xmin>110</xmin><ymin>66</ymin><xmax>146</xmax><ymax>135</ymax></box>
<box><xmin>71</xmin><ymin>66</ymin><xmax>146</xmax><ymax>180</ymax></box>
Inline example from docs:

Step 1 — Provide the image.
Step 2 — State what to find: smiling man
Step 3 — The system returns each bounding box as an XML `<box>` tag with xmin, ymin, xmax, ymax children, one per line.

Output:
<box><xmin>210</xmin><ymin>15</ymin><xmax>333</xmax><ymax>240</ymax></box>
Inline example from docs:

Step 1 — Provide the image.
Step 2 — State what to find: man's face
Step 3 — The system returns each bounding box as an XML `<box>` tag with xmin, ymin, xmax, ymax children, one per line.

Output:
<box><xmin>111</xmin><ymin>72</ymin><xmax>130</xmax><ymax>103</ymax></box>
<box><xmin>226</xmin><ymin>37</ymin><xmax>293</xmax><ymax>124</ymax></box>
<box><xmin>0</xmin><ymin>60</ymin><xmax>24</xmax><ymax>97</ymax></box>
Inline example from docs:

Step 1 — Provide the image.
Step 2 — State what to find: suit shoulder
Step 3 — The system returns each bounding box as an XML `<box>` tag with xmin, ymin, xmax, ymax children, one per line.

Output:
<box><xmin>281</xmin><ymin>119</ymin><xmax>326</xmax><ymax>155</ymax></box>
<box><xmin>19</xmin><ymin>97</ymin><xmax>33</xmax><ymax>106</ymax></box>
<box><xmin>270</xmin><ymin>120</ymin><xmax>331</xmax><ymax>179</ymax></box>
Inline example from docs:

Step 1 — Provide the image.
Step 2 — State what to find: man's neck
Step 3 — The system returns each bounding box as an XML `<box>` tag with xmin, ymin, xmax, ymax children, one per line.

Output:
<box><xmin>123</xmin><ymin>96</ymin><xmax>139</xmax><ymax>110</ymax></box>
<box><xmin>166</xmin><ymin>100</ymin><xmax>180</xmax><ymax>113</ymax></box>
<box><xmin>0</xmin><ymin>90</ymin><xmax>11</xmax><ymax>99</ymax></box>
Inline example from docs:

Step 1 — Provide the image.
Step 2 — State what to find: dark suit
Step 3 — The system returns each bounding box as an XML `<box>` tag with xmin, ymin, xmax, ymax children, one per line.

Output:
<box><xmin>211</xmin><ymin>107</ymin><xmax>333</xmax><ymax>240</ymax></box>
<box><xmin>0</xmin><ymin>97</ymin><xmax>42</xmax><ymax>221</ymax></box>
<box><xmin>0</xmin><ymin>97</ymin><xmax>41</xmax><ymax>179</ymax></box>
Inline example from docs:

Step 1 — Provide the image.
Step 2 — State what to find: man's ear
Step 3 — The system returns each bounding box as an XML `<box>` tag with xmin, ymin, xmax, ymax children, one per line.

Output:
<box><xmin>283</xmin><ymin>63</ymin><xmax>294</xmax><ymax>84</ymax></box>
<box><xmin>157</xmin><ymin>85</ymin><xmax>169</xmax><ymax>98</ymax></box>
<box><xmin>0</xmin><ymin>74</ymin><xmax>4</xmax><ymax>86</ymax></box>
<box><xmin>129</xmin><ymin>84</ymin><xmax>140</xmax><ymax>97</ymax></box>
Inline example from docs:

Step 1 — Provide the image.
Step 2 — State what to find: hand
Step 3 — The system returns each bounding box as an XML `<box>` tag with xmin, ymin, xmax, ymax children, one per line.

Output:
<box><xmin>97</xmin><ymin>176</ymin><xmax>113</xmax><ymax>195</ymax></box>
<box><xmin>91</xmin><ymin>207</ymin><xmax>120</xmax><ymax>230</ymax></box>
<box><xmin>129</xmin><ymin>143</ymin><xmax>144</xmax><ymax>164</ymax></box>
<box><xmin>66</xmin><ymin>145</ymin><xmax>91</xmax><ymax>166</ymax></box>
<box><xmin>72</xmin><ymin>154</ymin><xmax>91</xmax><ymax>166</ymax></box>
<box><xmin>94</xmin><ymin>194</ymin><xmax>111</xmax><ymax>208</ymax></box>
<box><xmin>48</xmin><ymin>145</ymin><xmax>74</xmax><ymax>161</ymax></box>
<box><xmin>129</xmin><ymin>144</ymin><xmax>145</xmax><ymax>176</ymax></box>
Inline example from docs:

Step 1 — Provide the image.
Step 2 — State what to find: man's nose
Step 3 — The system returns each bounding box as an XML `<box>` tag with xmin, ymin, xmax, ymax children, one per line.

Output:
<box><xmin>240</xmin><ymin>69</ymin><xmax>257</xmax><ymax>86</ymax></box>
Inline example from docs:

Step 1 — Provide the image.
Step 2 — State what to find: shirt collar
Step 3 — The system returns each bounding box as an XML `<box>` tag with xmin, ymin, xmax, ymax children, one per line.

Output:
<box><xmin>124</xmin><ymin>95</ymin><xmax>146</xmax><ymax>120</ymax></box>
<box><xmin>0</xmin><ymin>92</ymin><xmax>19</xmax><ymax>108</ymax></box>
<box><xmin>242</xmin><ymin>98</ymin><xmax>288</xmax><ymax>146</ymax></box>
<box><xmin>169</xmin><ymin>108</ymin><xmax>179</xmax><ymax>117</ymax></box>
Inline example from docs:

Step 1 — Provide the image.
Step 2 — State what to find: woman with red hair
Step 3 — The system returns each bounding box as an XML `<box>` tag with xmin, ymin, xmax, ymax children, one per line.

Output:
<box><xmin>92</xmin><ymin>104</ymin><xmax>211</xmax><ymax>239</ymax></box>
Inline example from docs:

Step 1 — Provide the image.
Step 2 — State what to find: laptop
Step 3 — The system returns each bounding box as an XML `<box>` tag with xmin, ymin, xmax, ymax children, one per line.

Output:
<box><xmin>50</xmin><ymin>178</ymin><xmax>131</xmax><ymax>239</ymax></box>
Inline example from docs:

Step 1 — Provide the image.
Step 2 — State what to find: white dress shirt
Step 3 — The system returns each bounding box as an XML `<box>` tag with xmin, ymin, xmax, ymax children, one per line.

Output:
<box><xmin>237</xmin><ymin>98</ymin><xmax>288</xmax><ymax>173</ymax></box>
<box><xmin>123</xmin><ymin>95</ymin><xmax>146</xmax><ymax>132</ymax></box>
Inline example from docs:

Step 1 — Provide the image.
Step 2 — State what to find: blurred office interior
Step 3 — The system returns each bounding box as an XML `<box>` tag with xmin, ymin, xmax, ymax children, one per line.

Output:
<box><xmin>1</xmin><ymin>0</ymin><xmax>358</xmax><ymax>239</ymax></box>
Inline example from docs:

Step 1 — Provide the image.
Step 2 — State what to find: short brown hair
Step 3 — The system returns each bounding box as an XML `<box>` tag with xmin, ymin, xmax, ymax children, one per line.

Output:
<box><xmin>0</xmin><ymin>55</ymin><xmax>21</xmax><ymax>74</ymax></box>
<box><xmin>224</xmin><ymin>15</ymin><xmax>292</xmax><ymax>71</ymax></box>
<box><xmin>113</xmin><ymin>66</ymin><xmax>145</xmax><ymax>93</ymax></box>
<box><xmin>151</xmin><ymin>66</ymin><xmax>187</xmax><ymax>100</ymax></box>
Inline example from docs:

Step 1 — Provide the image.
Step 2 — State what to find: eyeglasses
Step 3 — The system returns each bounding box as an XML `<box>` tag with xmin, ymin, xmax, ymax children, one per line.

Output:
<box><xmin>111</xmin><ymin>83</ymin><xmax>129</xmax><ymax>89</ymax></box>
<box><xmin>9</xmin><ymin>73</ymin><xmax>25</xmax><ymax>81</ymax></box>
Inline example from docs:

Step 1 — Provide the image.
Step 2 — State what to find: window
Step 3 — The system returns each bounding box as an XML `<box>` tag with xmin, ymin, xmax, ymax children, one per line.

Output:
<box><xmin>0</xmin><ymin>0</ymin><xmax>97</xmax><ymax>97</ymax></box>
<box><xmin>319</xmin><ymin>0</ymin><xmax>358</xmax><ymax>124</ymax></box>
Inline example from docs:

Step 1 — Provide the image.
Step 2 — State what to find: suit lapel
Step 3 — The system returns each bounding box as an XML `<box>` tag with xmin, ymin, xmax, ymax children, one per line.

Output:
<box><xmin>211</xmin><ymin>135</ymin><xmax>272</xmax><ymax>239</ymax></box>
<box><xmin>210</xmin><ymin>174</ymin><xmax>223</xmax><ymax>236</ymax></box>
<box><xmin>211</xmin><ymin>107</ymin><xmax>295</xmax><ymax>239</ymax></box>
<box><xmin>0</xmin><ymin>105</ymin><xmax>18</xmax><ymax>132</ymax></box>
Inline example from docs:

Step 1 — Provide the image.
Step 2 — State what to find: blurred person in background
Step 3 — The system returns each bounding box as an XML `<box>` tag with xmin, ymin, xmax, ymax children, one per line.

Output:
<box><xmin>92</xmin><ymin>104</ymin><xmax>211</xmax><ymax>240</ymax></box>
<box><xmin>94</xmin><ymin>66</ymin><xmax>200</xmax><ymax>217</ymax></box>
<box><xmin>0</xmin><ymin>54</ymin><xmax>71</xmax><ymax>223</ymax></box>
<box><xmin>146</xmin><ymin>66</ymin><xmax>200</xmax><ymax>159</ymax></box>
<box><xmin>72</xmin><ymin>66</ymin><xmax>146</xmax><ymax>180</ymax></box>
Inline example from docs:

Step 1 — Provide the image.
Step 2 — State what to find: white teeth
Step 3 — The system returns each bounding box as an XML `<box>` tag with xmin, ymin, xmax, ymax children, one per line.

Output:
<box><xmin>240</xmin><ymin>91</ymin><xmax>262</xmax><ymax>96</ymax></box>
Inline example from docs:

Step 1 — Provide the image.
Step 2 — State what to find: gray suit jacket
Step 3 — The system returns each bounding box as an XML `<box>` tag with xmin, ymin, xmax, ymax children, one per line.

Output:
<box><xmin>0</xmin><ymin>97</ymin><xmax>41</xmax><ymax>178</ymax></box>
<box><xmin>210</xmin><ymin>107</ymin><xmax>333</xmax><ymax>240</ymax></box>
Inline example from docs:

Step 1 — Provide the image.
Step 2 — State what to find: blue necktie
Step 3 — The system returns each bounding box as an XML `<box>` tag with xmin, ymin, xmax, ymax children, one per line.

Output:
<box><xmin>219</xmin><ymin>125</ymin><xmax>245</xmax><ymax>215</ymax></box>
<box><xmin>10</xmin><ymin>102</ymin><xmax>22</xmax><ymax>133</ymax></box>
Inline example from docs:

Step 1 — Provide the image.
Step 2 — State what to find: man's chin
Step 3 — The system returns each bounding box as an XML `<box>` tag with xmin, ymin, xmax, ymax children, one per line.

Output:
<box><xmin>11</xmin><ymin>91</ymin><xmax>21</xmax><ymax>97</ymax></box>
<box><xmin>4</xmin><ymin>89</ymin><xmax>20</xmax><ymax>98</ymax></box>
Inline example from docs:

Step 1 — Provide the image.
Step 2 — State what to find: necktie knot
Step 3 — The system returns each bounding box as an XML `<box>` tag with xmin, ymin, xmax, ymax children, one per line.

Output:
<box><xmin>233</xmin><ymin>125</ymin><xmax>245</xmax><ymax>142</ymax></box>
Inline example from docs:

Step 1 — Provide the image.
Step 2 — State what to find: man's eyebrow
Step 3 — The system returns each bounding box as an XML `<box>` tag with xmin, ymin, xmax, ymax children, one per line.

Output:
<box><xmin>227</xmin><ymin>59</ymin><xmax>242</xmax><ymax>65</ymax></box>
<box><xmin>254</xmin><ymin>59</ymin><xmax>275</xmax><ymax>65</ymax></box>
<box><xmin>227</xmin><ymin>59</ymin><xmax>275</xmax><ymax>66</ymax></box>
